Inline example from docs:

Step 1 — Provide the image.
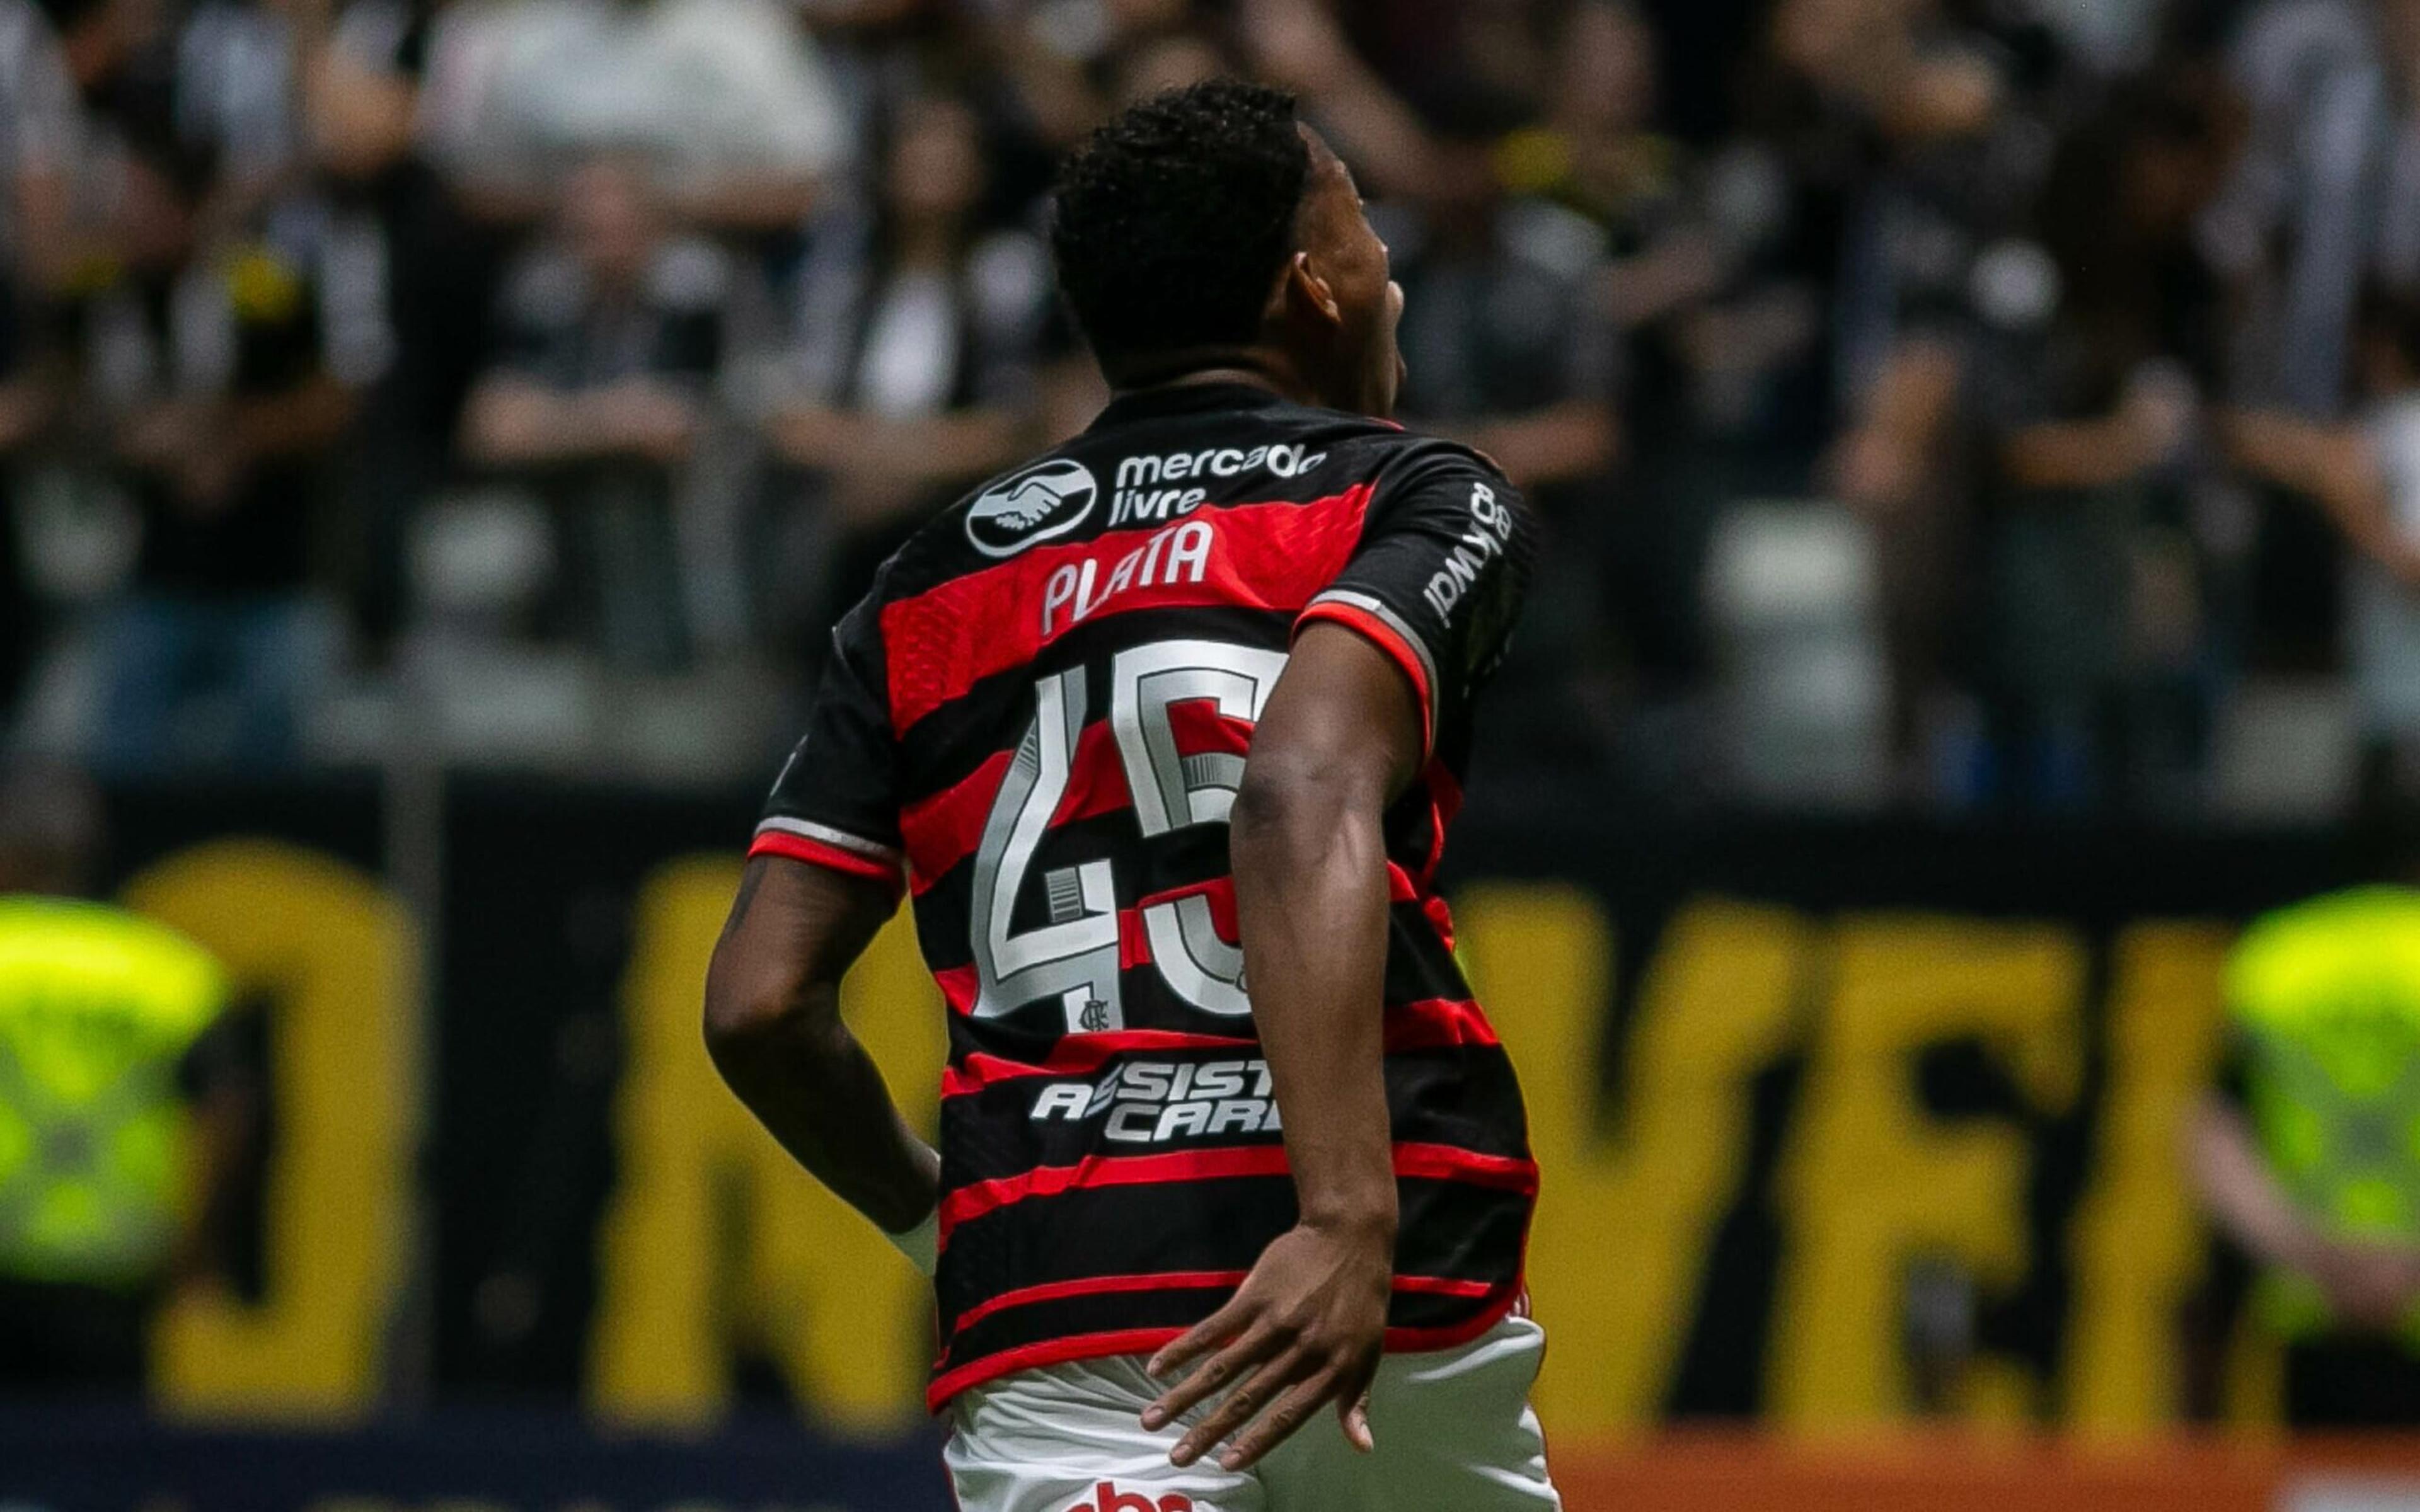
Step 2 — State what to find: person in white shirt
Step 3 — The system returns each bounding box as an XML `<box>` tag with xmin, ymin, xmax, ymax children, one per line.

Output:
<box><xmin>752</xmin><ymin>95</ymin><xmax>1057</xmax><ymax>636</ymax></box>
<box><xmin>416</xmin><ymin>0</ymin><xmax>850</xmax><ymax>232</ymax></box>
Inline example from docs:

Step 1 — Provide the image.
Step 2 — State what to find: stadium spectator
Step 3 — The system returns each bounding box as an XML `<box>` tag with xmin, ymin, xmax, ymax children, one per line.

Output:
<box><xmin>1582</xmin><ymin>6</ymin><xmax>1833</xmax><ymax>500</ymax></box>
<box><xmin>415</xmin><ymin>0</ymin><xmax>850</xmax><ymax>232</ymax></box>
<box><xmin>459</xmin><ymin>156</ymin><xmax>725</xmax><ymax>671</ymax></box>
<box><xmin>751</xmin><ymin>94</ymin><xmax>1052</xmax><ymax>642</ymax></box>
<box><xmin>2226</xmin><ymin>289</ymin><xmax>2420</xmax><ymax>805</ymax></box>
<box><xmin>173</xmin><ymin>0</ymin><xmax>306</xmax><ymax>231</ymax></box>
<box><xmin>1382</xmin><ymin>108</ymin><xmax>1622</xmax><ymax>495</ymax></box>
<box><xmin>1530</xmin><ymin>1</ymin><xmax>1742</xmax><ymax>738</ymax></box>
<box><xmin>1248</xmin><ymin>0</ymin><xmax>1554</xmax><ymax>155</ymax></box>
<box><xmin>1236</xmin><ymin>0</ymin><xmax>1440</xmax><ymax>207</ymax></box>
<box><xmin>306</xmin><ymin>0</ymin><xmax>504</xmax><ymax>652</ymax></box>
<box><xmin>2203</xmin><ymin>0</ymin><xmax>2420</xmax><ymax>670</ymax></box>
<box><xmin>1378</xmin><ymin>84</ymin><xmax>1622</xmax><ymax>771</ymax></box>
<box><xmin>84</xmin><ymin>149</ymin><xmax>367</xmax><ymax>777</ymax></box>
<box><xmin>0</xmin><ymin>762</ymin><xmax>252</xmax><ymax>1397</ymax></box>
<box><xmin>975</xmin><ymin>0</ymin><xmax>1199</xmax><ymax>150</ymax></box>
<box><xmin>1970</xmin><ymin>73</ymin><xmax>2237</xmax><ymax>811</ymax></box>
<box><xmin>1807</xmin><ymin>0</ymin><xmax>2044</xmax><ymax>799</ymax></box>
<box><xmin>2210</xmin><ymin>0</ymin><xmax>2420</xmax><ymax>420</ymax></box>
<box><xmin>0</xmin><ymin>0</ymin><xmax>76</xmax><ymax>294</ymax></box>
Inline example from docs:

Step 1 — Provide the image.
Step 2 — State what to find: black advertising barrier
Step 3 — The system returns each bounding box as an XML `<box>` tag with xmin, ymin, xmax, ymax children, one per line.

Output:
<box><xmin>14</xmin><ymin>775</ymin><xmax>2365</xmax><ymax>1501</ymax></box>
<box><xmin>424</xmin><ymin>784</ymin><xmax>2355</xmax><ymax>1414</ymax></box>
<box><xmin>0</xmin><ymin>1405</ymin><xmax>950</xmax><ymax>1512</ymax></box>
<box><xmin>1443</xmin><ymin>798</ymin><xmax>2352</xmax><ymax>1419</ymax></box>
<box><xmin>432</xmin><ymin>779</ymin><xmax>762</xmax><ymax>1395</ymax></box>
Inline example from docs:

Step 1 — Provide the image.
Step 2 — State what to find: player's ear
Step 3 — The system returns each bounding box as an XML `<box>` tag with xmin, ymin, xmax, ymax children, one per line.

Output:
<box><xmin>1281</xmin><ymin>250</ymin><xmax>1343</xmax><ymax>329</ymax></box>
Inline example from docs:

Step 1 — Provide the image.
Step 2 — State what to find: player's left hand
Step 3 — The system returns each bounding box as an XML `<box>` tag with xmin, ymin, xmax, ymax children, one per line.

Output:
<box><xmin>1139</xmin><ymin>1220</ymin><xmax>1390</xmax><ymax>1470</ymax></box>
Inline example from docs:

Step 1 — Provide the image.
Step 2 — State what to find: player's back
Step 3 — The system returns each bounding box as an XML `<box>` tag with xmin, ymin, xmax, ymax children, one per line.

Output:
<box><xmin>752</xmin><ymin>380</ymin><xmax>1539</xmax><ymax>1407</ymax></box>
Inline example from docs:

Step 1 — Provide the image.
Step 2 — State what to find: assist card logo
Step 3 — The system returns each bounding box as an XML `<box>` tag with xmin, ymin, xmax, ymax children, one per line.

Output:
<box><xmin>967</xmin><ymin>457</ymin><xmax>1099</xmax><ymax>558</ymax></box>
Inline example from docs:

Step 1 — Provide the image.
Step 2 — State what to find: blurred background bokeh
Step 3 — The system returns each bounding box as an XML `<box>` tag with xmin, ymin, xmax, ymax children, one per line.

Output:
<box><xmin>13</xmin><ymin>0</ymin><xmax>2420</xmax><ymax>1506</ymax></box>
<box><xmin>3</xmin><ymin>0</ymin><xmax>2412</xmax><ymax>811</ymax></box>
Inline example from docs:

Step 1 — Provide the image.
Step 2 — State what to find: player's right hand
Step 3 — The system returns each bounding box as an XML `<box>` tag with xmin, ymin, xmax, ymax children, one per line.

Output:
<box><xmin>1138</xmin><ymin>1219</ymin><xmax>1391</xmax><ymax>1471</ymax></box>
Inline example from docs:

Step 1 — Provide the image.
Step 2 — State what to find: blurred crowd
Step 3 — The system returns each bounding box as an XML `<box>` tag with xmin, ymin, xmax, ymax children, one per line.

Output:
<box><xmin>4</xmin><ymin>0</ymin><xmax>2420</xmax><ymax>811</ymax></box>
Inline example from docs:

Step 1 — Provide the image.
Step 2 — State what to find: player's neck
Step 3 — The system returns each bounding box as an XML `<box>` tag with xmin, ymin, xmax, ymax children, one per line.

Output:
<box><xmin>1107</xmin><ymin>350</ymin><xmax>1332</xmax><ymax>411</ymax></box>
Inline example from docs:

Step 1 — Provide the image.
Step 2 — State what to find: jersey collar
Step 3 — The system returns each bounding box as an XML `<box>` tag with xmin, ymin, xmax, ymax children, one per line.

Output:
<box><xmin>1088</xmin><ymin>381</ymin><xmax>1296</xmax><ymax>432</ymax></box>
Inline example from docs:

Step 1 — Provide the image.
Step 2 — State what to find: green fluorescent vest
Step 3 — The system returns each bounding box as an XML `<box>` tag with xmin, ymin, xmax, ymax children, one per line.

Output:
<box><xmin>0</xmin><ymin>896</ymin><xmax>224</xmax><ymax>1288</ymax></box>
<box><xmin>2230</xmin><ymin>885</ymin><xmax>2420</xmax><ymax>1343</ymax></box>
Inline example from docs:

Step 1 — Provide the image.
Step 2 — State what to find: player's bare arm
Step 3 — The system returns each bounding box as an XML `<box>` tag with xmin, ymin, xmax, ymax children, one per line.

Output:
<box><xmin>1141</xmin><ymin>621</ymin><xmax>1426</xmax><ymax>1469</ymax></box>
<box><xmin>703</xmin><ymin>857</ymin><xmax>941</xmax><ymax>1242</ymax></box>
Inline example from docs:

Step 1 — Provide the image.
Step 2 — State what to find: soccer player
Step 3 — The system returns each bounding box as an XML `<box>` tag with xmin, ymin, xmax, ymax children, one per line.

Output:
<box><xmin>705</xmin><ymin>81</ymin><xmax>1556</xmax><ymax>1511</ymax></box>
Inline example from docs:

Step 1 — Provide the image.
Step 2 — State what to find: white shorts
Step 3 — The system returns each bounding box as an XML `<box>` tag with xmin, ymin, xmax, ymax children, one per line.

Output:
<box><xmin>943</xmin><ymin>1315</ymin><xmax>1562</xmax><ymax>1512</ymax></box>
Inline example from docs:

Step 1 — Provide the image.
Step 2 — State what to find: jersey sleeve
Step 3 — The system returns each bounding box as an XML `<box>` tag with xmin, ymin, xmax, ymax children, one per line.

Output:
<box><xmin>752</xmin><ymin>595</ymin><xmax>908</xmax><ymax>896</ymax></box>
<box><xmin>1296</xmin><ymin>442</ymin><xmax>1535</xmax><ymax>752</ymax></box>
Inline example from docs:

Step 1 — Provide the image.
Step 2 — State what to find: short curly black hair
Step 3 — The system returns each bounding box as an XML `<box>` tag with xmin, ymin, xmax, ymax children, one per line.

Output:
<box><xmin>1050</xmin><ymin>81</ymin><xmax>1313</xmax><ymax>370</ymax></box>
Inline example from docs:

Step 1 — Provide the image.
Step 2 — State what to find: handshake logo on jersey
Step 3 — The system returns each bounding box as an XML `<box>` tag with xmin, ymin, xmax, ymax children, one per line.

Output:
<box><xmin>967</xmin><ymin>458</ymin><xmax>1100</xmax><ymax>558</ymax></box>
<box><xmin>1063</xmin><ymin>1485</ymin><xmax>1195</xmax><ymax>1512</ymax></box>
<box><xmin>1028</xmin><ymin>1058</ymin><xmax>1282</xmax><ymax>1143</ymax></box>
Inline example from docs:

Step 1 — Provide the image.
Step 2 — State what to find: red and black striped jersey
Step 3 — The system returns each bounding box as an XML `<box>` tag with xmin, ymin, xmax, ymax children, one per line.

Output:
<box><xmin>751</xmin><ymin>381</ymin><xmax>1540</xmax><ymax>1409</ymax></box>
